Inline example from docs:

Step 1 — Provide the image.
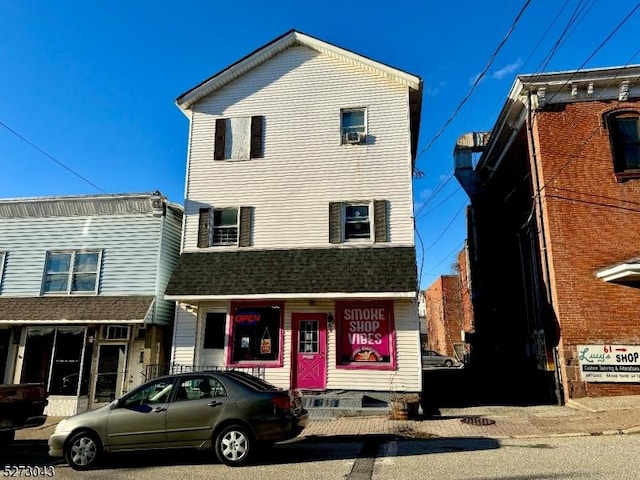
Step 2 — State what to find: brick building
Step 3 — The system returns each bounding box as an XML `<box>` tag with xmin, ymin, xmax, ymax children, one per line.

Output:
<box><xmin>424</xmin><ymin>245</ymin><xmax>475</xmax><ymax>362</ymax></box>
<box><xmin>455</xmin><ymin>65</ymin><xmax>640</xmax><ymax>403</ymax></box>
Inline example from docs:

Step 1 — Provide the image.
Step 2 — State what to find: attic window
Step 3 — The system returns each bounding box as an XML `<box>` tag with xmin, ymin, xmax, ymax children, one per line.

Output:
<box><xmin>214</xmin><ymin>116</ymin><xmax>264</xmax><ymax>160</ymax></box>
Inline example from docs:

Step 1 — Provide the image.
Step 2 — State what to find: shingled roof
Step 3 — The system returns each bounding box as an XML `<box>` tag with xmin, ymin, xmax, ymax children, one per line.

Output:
<box><xmin>0</xmin><ymin>296</ymin><xmax>155</xmax><ymax>323</ymax></box>
<box><xmin>165</xmin><ymin>247</ymin><xmax>417</xmax><ymax>298</ymax></box>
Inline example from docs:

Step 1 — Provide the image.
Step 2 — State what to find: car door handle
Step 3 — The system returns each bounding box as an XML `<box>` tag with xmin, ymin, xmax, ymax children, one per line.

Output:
<box><xmin>152</xmin><ymin>406</ymin><xmax>167</xmax><ymax>413</ymax></box>
<box><xmin>208</xmin><ymin>401</ymin><xmax>223</xmax><ymax>407</ymax></box>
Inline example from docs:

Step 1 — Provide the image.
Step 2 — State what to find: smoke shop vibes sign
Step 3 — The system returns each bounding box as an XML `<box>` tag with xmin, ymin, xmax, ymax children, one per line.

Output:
<box><xmin>338</xmin><ymin>302</ymin><xmax>393</xmax><ymax>364</ymax></box>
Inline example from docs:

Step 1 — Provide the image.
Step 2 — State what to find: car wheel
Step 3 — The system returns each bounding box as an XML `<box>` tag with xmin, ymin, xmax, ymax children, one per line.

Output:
<box><xmin>443</xmin><ymin>359</ymin><xmax>453</xmax><ymax>367</ymax></box>
<box><xmin>215</xmin><ymin>425</ymin><xmax>252</xmax><ymax>466</ymax></box>
<box><xmin>0</xmin><ymin>430</ymin><xmax>15</xmax><ymax>448</ymax></box>
<box><xmin>64</xmin><ymin>430</ymin><xmax>102</xmax><ymax>471</ymax></box>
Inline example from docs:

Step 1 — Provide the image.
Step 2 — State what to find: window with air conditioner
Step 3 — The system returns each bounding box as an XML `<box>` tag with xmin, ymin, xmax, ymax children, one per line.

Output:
<box><xmin>340</xmin><ymin>108</ymin><xmax>366</xmax><ymax>144</ymax></box>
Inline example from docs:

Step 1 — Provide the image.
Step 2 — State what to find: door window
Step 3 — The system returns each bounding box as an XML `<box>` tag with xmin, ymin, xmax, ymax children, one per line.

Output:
<box><xmin>298</xmin><ymin>320</ymin><xmax>319</xmax><ymax>353</ymax></box>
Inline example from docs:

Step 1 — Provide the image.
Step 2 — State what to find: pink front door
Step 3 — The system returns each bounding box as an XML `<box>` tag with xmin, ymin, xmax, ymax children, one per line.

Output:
<box><xmin>292</xmin><ymin>313</ymin><xmax>327</xmax><ymax>390</ymax></box>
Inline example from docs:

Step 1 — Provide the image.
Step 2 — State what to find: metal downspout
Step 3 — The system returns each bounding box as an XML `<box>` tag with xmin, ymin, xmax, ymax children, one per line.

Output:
<box><xmin>526</xmin><ymin>90</ymin><xmax>564</xmax><ymax>405</ymax></box>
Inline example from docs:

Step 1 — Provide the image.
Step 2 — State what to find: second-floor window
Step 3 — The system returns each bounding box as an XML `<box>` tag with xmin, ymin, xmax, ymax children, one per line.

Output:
<box><xmin>198</xmin><ymin>206</ymin><xmax>253</xmax><ymax>248</ymax></box>
<box><xmin>214</xmin><ymin>116</ymin><xmax>264</xmax><ymax>160</ymax></box>
<box><xmin>608</xmin><ymin>111</ymin><xmax>640</xmax><ymax>175</ymax></box>
<box><xmin>329</xmin><ymin>200</ymin><xmax>389</xmax><ymax>244</ymax></box>
<box><xmin>42</xmin><ymin>251</ymin><xmax>101</xmax><ymax>294</ymax></box>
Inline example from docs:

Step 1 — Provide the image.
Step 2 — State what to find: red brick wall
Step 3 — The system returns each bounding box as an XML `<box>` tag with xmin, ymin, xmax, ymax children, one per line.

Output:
<box><xmin>532</xmin><ymin>99</ymin><xmax>640</xmax><ymax>398</ymax></box>
<box><xmin>458</xmin><ymin>247</ymin><xmax>474</xmax><ymax>334</ymax></box>
<box><xmin>425</xmin><ymin>275</ymin><xmax>464</xmax><ymax>358</ymax></box>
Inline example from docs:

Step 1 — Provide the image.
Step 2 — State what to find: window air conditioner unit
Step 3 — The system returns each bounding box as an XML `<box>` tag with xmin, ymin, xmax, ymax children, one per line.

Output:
<box><xmin>345</xmin><ymin>132</ymin><xmax>364</xmax><ymax>144</ymax></box>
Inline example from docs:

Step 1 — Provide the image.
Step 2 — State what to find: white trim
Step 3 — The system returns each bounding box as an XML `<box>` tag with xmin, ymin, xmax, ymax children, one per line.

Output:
<box><xmin>596</xmin><ymin>263</ymin><xmax>640</xmax><ymax>282</ymax></box>
<box><xmin>165</xmin><ymin>291</ymin><xmax>416</xmax><ymax>301</ymax></box>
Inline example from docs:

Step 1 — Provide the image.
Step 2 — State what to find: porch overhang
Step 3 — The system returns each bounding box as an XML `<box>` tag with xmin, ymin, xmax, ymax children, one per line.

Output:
<box><xmin>0</xmin><ymin>296</ymin><xmax>156</xmax><ymax>324</ymax></box>
<box><xmin>165</xmin><ymin>247</ymin><xmax>418</xmax><ymax>299</ymax></box>
<box><xmin>596</xmin><ymin>259</ymin><xmax>640</xmax><ymax>283</ymax></box>
<box><xmin>165</xmin><ymin>291</ymin><xmax>417</xmax><ymax>302</ymax></box>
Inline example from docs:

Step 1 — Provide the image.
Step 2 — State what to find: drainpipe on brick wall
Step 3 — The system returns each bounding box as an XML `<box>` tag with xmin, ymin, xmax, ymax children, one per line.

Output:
<box><xmin>526</xmin><ymin>89</ymin><xmax>564</xmax><ymax>406</ymax></box>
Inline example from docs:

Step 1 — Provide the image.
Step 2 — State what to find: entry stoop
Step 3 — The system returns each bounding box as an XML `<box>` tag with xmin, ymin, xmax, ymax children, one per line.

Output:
<box><xmin>301</xmin><ymin>391</ymin><xmax>392</xmax><ymax>419</ymax></box>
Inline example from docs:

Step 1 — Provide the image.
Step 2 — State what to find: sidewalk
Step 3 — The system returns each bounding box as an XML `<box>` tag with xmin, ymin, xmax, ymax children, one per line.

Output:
<box><xmin>15</xmin><ymin>395</ymin><xmax>640</xmax><ymax>442</ymax></box>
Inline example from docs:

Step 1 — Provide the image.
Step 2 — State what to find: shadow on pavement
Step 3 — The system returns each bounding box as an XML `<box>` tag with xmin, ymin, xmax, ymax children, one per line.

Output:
<box><xmin>1</xmin><ymin>434</ymin><xmax>501</xmax><ymax>470</ymax></box>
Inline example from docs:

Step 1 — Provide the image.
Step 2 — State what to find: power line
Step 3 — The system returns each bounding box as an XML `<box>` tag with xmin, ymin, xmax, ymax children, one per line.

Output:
<box><xmin>414</xmin><ymin>0</ymin><xmax>532</xmax><ymax>162</ymax></box>
<box><xmin>0</xmin><ymin>119</ymin><xmax>107</xmax><ymax>194</ymax></box>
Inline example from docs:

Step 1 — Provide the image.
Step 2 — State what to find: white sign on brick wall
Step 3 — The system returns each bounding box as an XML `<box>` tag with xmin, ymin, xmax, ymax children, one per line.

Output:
<box><xmin>577</xmin><ymin>345</ymin><xmax>640</xmax><ymax>383</ymax></box>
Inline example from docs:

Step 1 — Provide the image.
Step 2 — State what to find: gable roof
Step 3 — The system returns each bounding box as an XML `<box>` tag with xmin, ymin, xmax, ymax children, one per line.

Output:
<box><xmin>176</xmin><ymin>29</ymin><xmax>422</xmax><ymax>111</ymax></box>
<box><xmin>165</xmin><ymin>246</ymin><xmax>418</xmax><ymax>300</ymax></box>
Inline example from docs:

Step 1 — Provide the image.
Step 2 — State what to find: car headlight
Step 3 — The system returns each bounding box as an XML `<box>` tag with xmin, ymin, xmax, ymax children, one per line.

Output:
<box><xmin>53</xmin><ymin>419</ymin><xmax>71</xmax><ymax>434</ymax></box>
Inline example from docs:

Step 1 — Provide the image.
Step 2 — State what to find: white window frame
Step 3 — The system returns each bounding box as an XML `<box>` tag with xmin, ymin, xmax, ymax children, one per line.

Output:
<box><xmin>0</xmin><ymin>251</ymin><xmax>5</xmax><ymax>291</ymax></box>
<box><xmin>101</xmin><ymin>325</ymin><xmax>131</xmax><ymax>341</ymax></box>
<box><xmin>340</xmin><ymin>108</ymin><xmax>367</xmax><ymax>145</ymax></box>
<box><xmin>343</xmin><ymin>202</ymin><xmax>373</xmax><ymax>242</ymax></box>
<box><xmin>41</xmin><ymin>250</ymin><xmax>102</xmax><ymax>295</ymax></box>
<box><xmin>211</xmin><ymin>208</ymin><xmax>239</xmax><ymax>246</ymax></box>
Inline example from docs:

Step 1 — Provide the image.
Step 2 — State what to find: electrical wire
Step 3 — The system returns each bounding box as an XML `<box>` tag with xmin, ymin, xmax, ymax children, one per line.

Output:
<box><xmin>0</xmin><ymin>120</ymin><xmax>107</xmax><ymax>194</ymax></box>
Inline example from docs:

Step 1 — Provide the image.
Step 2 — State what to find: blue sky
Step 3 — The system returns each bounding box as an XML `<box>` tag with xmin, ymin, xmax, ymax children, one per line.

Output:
<box><xmin>1</xmin><ymin>1</ymin><xmax>639</xmax><ymax>289</ymax></box>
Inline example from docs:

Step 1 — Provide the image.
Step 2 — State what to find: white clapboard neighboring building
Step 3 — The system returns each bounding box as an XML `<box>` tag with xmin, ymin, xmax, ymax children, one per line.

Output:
<box><xmin>165</xmin><ymin>30</ymin><xmax>423</xmax><ymax>395</ymax></box>
<box><xmin>0</xmin><ymin>192</ymin><xmax>182</xmax><ymax>415</ymax></box>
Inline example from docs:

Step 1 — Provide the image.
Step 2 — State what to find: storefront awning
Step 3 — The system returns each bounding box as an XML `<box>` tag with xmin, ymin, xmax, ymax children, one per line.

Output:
<box><xmin>0</xmin><ymin>296</ymin><xmax>156</xmax><ymax>324</ymax></box>
<box><xmin>596</xmin><ymin>257</ymin><xmax>640</xmax><ymax>283</ymax></box>
<box><xmin>165</xmin><ymin>247</ymin><xmax>418</xmax><ymax>300</ymax></box>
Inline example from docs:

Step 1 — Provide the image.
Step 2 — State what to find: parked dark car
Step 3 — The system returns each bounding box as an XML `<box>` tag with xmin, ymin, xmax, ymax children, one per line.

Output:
<box><xmin>48</xmin><ymin>371</ymin><xmax>308</xmax><ymax>470</ymax></box>
<box><xmin>422</xmin><ymin>350</ymin><xmax>463</xmax><ymax>368</ymax></box>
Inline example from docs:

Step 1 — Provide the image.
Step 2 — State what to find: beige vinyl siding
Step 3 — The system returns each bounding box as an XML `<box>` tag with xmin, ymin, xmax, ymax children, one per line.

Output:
<box><xmin>326</xmin><ymin>300</ymin><xmax>421</xmax><ymax>392</ymax></box>
<box><xmin>0</xmin><ymin>214</ymin><xmax>163</xmax><ymax>296</ymax></box>
<box><xmin>172</xmin><ymin>299</ymin><xmax>420</xmax><ymax>391</ymax></box>
<box><xmin>154</xmin><ymin>208</ymin><xmax>183</xmax><ymax>325</ymax></box>
<box><xmin>171</xmin><ymin>304</ymin><xmax>197</xmax><ymax>365</ymax></box>
<box><xmin>183</xmin><ymin>46</ymin><xmax>414</xmax><ymax>251</ymax></box>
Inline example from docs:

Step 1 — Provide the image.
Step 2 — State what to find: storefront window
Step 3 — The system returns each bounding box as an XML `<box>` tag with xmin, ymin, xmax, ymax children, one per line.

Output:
<box><xmin>20</xmin><ymin>326</ymin><xmax>93</xmax><ymax>395</ymax></box>
<box><xmin>231</xmin><ymin>305</ymin><xmax>282</xmax><ymax>363</ymax></box>
<box><xmin>337</xmin><ymin>301</ymin><xmax>395</xmax><ymax>367</ymax></box>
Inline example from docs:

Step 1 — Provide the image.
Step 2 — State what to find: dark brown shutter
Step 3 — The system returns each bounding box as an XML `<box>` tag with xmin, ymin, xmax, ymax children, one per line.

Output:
<box><xmin>197</xmin><ymin>208</ymin><xmax>211</xmax><ymax>248</ymax></box>
<box><xmin>374</xmin><ymin>200</ymin><xmax>388</xmax><ymax>243</ymax></box>
<box><xmin>238</xmin><ymin>206</ymin><xmax>253</xmax><ymax>247</ymax></box>
<box><xmin>329</xmin><ymin>202</ymin><xmax>342</xmax><ymax>244</ymax></box>
<box><xmin>214</xmin><ymin>118</ymin><xmax>227</xmax><ymax>160</ymax></box>
<box><xmin>250</xmin><ymin>115</ymin><xmax>264</xmax><ymax>158</ymax></box>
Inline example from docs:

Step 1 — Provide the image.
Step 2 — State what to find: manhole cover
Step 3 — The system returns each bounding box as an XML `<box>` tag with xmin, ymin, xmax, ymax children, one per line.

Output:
<box><xmin>461</xmin><ymin>416</ymin><xmax>496</xmax><ymax>426</ymax></box>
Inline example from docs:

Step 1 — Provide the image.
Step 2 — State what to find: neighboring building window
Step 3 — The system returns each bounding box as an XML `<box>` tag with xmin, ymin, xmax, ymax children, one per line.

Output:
<box><xmin>214</xmin><ymin>116</ymin><xmax>264</xmax><ymax>160</ymax></box>
<box><xmin>20</xmin><ymin>326</ymin><xmax>94</xmax><ymax>395</ymax></box>
<box><xmin>340</xmin><ymin>108</ymin><xmax>366</xmax><ymax>144</ymax></box>
<box><xmin>336</xmin><ymin>301</ymin><xmax>395</xmax><ymax>369</ymax></box>
<box><xmin>230</xmin><ymin>304</ymin><xmax>282</xmax><ymax>363</ymax></box>
<box><xmin>0</xmin><ymin>251</ymin><xmax>5</xmax><ymax>291</ymax></box>
<box><xmin>101</xmin><ymin>325</ymin><xmax>130</xmax><ymax>340</ymax></box>
<box><xmin>329</xmin><ymin>200</ymin><xmax>388</xmax><ymax>244</ymax></box>
<box><xmin>608</xmin><ymin>111</ymin><xmax>640</xmax><ymax>176</ymax></box>
<box><xmin>197</xmin><ymin>206</ymin><xmax>252</xmax><ymax>248</ymax></box>
<box><xmin>42</xmin><ymin>251</ymin><xmax>100</xmax><ymax>294</ymax></box>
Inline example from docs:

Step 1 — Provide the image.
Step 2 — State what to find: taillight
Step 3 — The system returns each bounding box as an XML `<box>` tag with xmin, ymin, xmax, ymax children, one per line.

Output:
<box><xmin>272</xmin><ymin>395</ymin><xmax>291</xmax><ymax>411</ymax></box>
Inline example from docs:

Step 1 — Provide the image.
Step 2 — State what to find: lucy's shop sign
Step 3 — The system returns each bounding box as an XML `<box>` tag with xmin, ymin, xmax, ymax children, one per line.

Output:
<box><xmin>577</xmin><ymin>345</ymin><xmax>640</xmax><ymax>382</ymax></box>
<box><xmin>340</xmin><ymin>305</ymin><xmax>391</xmax><ymax>363</ymax></box>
